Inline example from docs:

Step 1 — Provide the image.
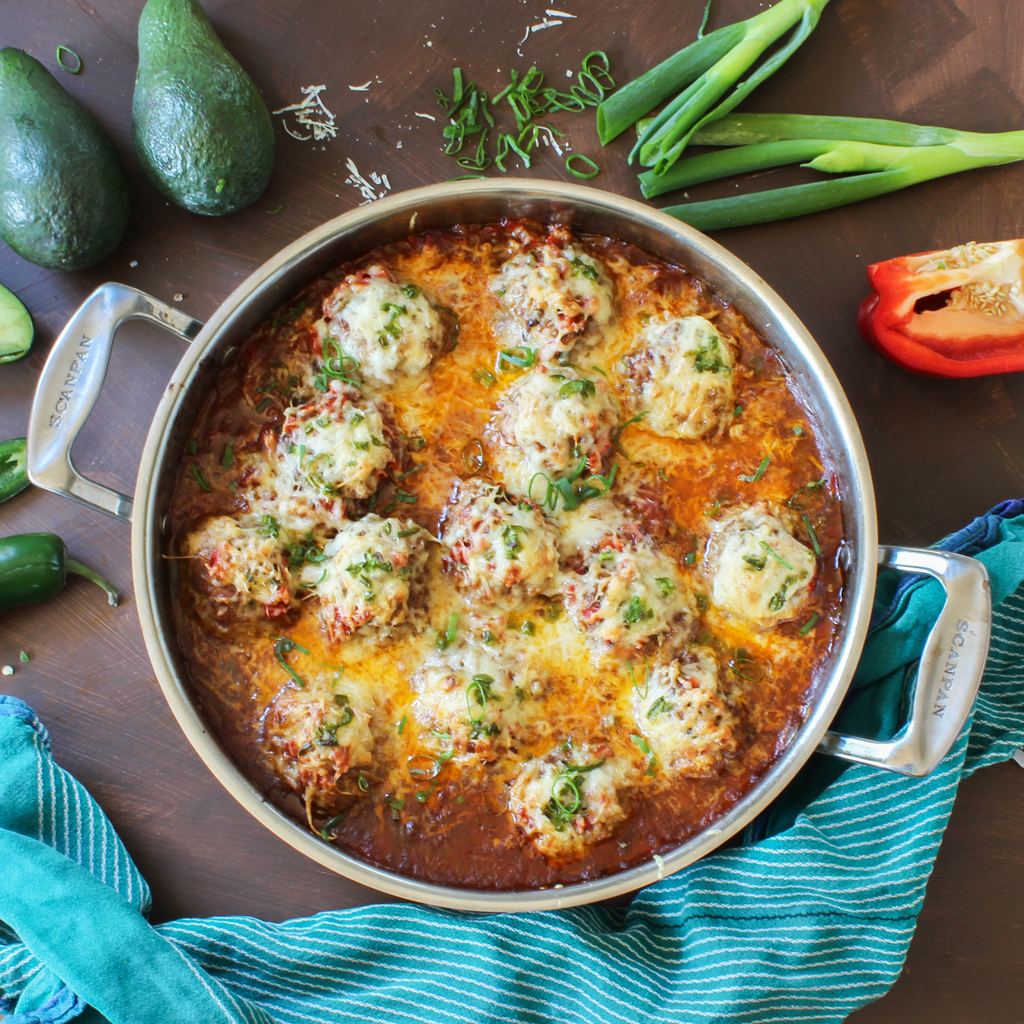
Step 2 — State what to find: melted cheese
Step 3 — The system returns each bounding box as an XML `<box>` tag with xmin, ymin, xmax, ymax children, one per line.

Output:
<box><xmin>625</xmin><ymin>315</ymin><xmax>735</xmax><ymax>439</ymax></box>
<box><xmin>706</xmin><ymin>504</ymin><xmax>817</xmax><ymax>627</ymax></box>
<box><xmin>316</xmin><ymin>514</ymin><xmax>430</xmax><ymax>641</ymax></box>
<box><xmin>491</xmin><ymin>242</ymin><xmax>614</xmax><ymax>362</ymax></box>
<box><xmin>322</xmin><ymin>264</ymin><xmax>446</xmax><ymax>389</ymax></box>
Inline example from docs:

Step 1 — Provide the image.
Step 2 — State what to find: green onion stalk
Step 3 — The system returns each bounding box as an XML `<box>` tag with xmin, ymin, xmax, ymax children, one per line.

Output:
<box><xmin>646</xmin><ymin>113</ymin><xmax>1024</xmax><ymax>231</ymax></box>
<box><xmin>597</xmin><ymin>0</ymin><xmax>831</xmax><ymax>174</ymax></box>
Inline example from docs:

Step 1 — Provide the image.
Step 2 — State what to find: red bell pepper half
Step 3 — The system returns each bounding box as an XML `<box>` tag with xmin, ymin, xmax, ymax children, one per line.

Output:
<box><xmin>858</xmin><ymin>239</ymin><xmax>1024</xmax><ymax>377</ymax></box>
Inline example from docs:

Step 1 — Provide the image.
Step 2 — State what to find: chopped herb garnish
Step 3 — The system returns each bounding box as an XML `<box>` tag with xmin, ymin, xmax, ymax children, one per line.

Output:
<box><xmin>648</xmin><ymin>695</ymin><xmax>674</xmax><ymax>720</ymax></box>
<box><xmin>56</xmin><ymin>46</ymin><xmax>82</xmax><ymax>74</ymax></box>
<box><xmin>743</xmin><ymin>553</ymin><xmax>767</xmax><ymax>571</ymax></box>
<box><xmin>695</xmin><ymin>592</ymin><xmax>710</xmax><ymax>612</ymax></box>
<box><xmin>394</xmin><ymin>488</ymin><xmax>418</xmax><ymax>504</ymax></box>
<box><xmin>630</xmin><ymin>734</ymin><xmax>657</xmax><ymax>777</ymax></box>
<box><xmin>612</xmin><ymin>411</ymin><xmax>648</xmax><ymax>462</ymax></box>
<box><xmin>569</xmin><ymin>257</ymin><xmax>599</xmax><ymax>281</ymax></box>
<box><xmin>803</xmin><ymin>515</ymin><xmax>822</xmax><ymax>557</ymax></box>
<box><xmin>793</xmin><ymin>425</ymin><xmax>804</xmax><ymax>436</ymax></box>
<box><xmin>655</xmin><ymin>576</ymin><xmax>676</xmax><ymax>596</ymax></box>
<box><xmin>398</xmin><ymin>463</ymin><xmax>424</xmax><ymax>483</ymax></box>
<box><xmin>189</xmin><ymin>462</ymin><xmax>211</xmax><ymax>492</ymax></box>
<box><xmin>436</xmin><ymin>612</ymin><xmax>459</xmax><ymax>650</ymax></box>
<box><xmin>220</xmin><ymin>444</ymin><xmax>235</xmax><ymax>468</ymax></box>
<box><xmin>397</xmin><ymin>715</ymin><xmax>407</xmax><ymax>735</ymax></box>
<box><xmin>397</xmin><ymin>526</ymin><xmax>421</xmax><ymax>538</ymax></box>
<box><xmin>385</xmin><ymin>794</ymin><xmax>405</xmax><ymax>819</ymax></box>
<box><xmin>734</xmin><ymin>405</ymin><xmax>743</xmax><ymax>417</ymax></box>
<box><xmin>690</xmin><ymin>332</ymin><xmax>729</xmax><ymax>373</ymax></box>
<box><xmin>187</xmin><ymin>438</ymin><xmax>198</xmax><ymax>455</ymax></box>
<box><xmin>623</xmin><ymin>594</ymin><xmax>653</xmax><ymax>627</ymax></box>
<box><xmin>739</xmin><ymin>456</ymin><xmax>769</xmax><ymax>483</ymax></box>
<box><xmin>521</xmin><ymin>619</ymin><xmax>535</xmax><ymax>636</ymax></box>
<box><xmin>472</xmin><ymin>367</ymin><xmax>497</xmax><ymax>388</ymax></box>
<box><xmin>768</xmin><ymin>574</ymin><xmax>799</xmax><ymax>612</ymax></box>
<box><xmin>402</xmin><ymin>284</ymin><xmax>421</xmax><ymax>299</ymax></box>
<box><xmin>786</xmin><ymin>477</ymin><xmax>827</xmax><ymax>509</ymax></box>
<box><xmin>257</xmin><ymin>515</ymin><xmax>280</xmax><ymax>538</ymax></box>
<box><xmin>19</xmin><ymin>651</ymin><xmax>29</xmax><ymax>663</ymax></box>
<box><xmin>320</xmin><ymin>812</ymin><xmax>345</xmax><ymax>841</ymax></box>
<box><xmin>730</xmin><ymin>649</ymin><xmax>763</xmax><ymax>682</ymax></box>
<box><xmin>358</xmin><ymin>774</ymin><xmax>369</xmax><ymax>792</ymax></box>
<box><xmin>497</xmin><ymin>346</ymin><xmax>537</xmax><ymax>371</ymax></box>
<box><xmin>254</xmin><ymin>397</ymin><xmax>272</xmax><ymax>415</ymax></box>
<box><xmin>502</xmin><ymin>522</ymin><xmax>527</xmax><ymax>560</ymax></box>
<box><xmin>273</xmin><ymin>635</ymin><xmax>311</xmax><ymax>688</ymax></box>
<box><xmin>684</xmin><ymin>552</ymin><xmax>696</xmax><ymax>565</ymax></box>
<box><xmin>759</xmin><ymin>541</ymin><xmax>794</xmax><ymax>569</ymax></box>
<box><xmin>799</xmin><ymin>612</ymin><xmax>820</xmax><ymax>637</ymax></box>
<box><xmin>558</xmin><ymin>377</ymin><xmax>597</xmax><ymax>400</ymax></box>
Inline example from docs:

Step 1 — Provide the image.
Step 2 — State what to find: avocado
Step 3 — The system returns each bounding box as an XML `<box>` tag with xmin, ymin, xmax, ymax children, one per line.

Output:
<box><xmin>0</xmin><ymin>48</ymin><xmax>130</xmax><ymax>272</ymax></box>
<box><xmin>133</xmin><ymin>0</ymin><xmax>275</xmax><ymax>216</ymax></box>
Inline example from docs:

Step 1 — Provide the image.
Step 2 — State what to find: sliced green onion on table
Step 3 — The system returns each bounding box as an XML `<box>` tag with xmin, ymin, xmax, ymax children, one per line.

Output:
<box><xmin>597</xmin><ymin>0</ymin><xmax>830</xmax><ymax>174</ymax></box>
<box><xmin>651</xmin><ymin>113</ymin><xmax>1024</xmax><ymax>231</ymax></box>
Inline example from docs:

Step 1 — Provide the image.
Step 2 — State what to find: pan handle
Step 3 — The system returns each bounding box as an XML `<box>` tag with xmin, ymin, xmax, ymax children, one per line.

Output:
<box><xmin>27</xmin><ymin>283</ymin><xmax>204</xmax><ymax>524</ymax></box>
<box><xmin>817</xmin><ymin>545</ymin><xmax>991</xmax><ymax>777</ymax></box>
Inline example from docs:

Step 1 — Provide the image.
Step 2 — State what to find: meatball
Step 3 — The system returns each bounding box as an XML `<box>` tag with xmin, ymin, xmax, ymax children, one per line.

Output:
<box><xmin>441</xmin><ymin>479</ymin><xmax>560</xmax><ymax>603</ymax></box>
<box><xmin>182</xmin><ymin>515</ymin><xmax>291</xmax><ymax>632</ymax></box>
<box><xmin>631</xmin><ymin>648</ymin><xmax>738</xmax><ymax>778</ymax></box>
<box><xmin>319</xmin><ymin>264</ymin><xmax>448</xmax><ymax>389</ymax></box>
<box><xmin>263</xmin><ymin>671</ymin><xmax>377</xmax><ymax>812</ymax></box>
<box><xmin>316</xmin><ymin>514</ymin><xmax>430</xmax><ymax>642</ymax></box>
<box><xmin>560</xmin><ymin>506</ymin><xmax>694</xmax><ymax>656</ymax></box>
<box><xmin>410</xmin><ymin>644</ymin><xmax>547</xmax><ymax>762</ymax></box>
<box><xmin>491</xmin><ymin>241</ymin><xmax>614</xmax><ymax>362</ymax></box>
<box><xmin>624</xmin><ymin>315</ymin><xmax>735</xmax><ymax>440</ymax></box>
<box><xmin>705</xmin><ymin>504</ymin><xmax>817</xmax><ymax>626</ymax></box>
<box><xmin>275</xmin><ymin>381</ymin><xmax>395</xmax><ymax>506</ymax></box>
<box><xmin>507</xmin><ymin>745</ymin><xmax>633</xmax><ymax>860</ymax></box>
<box><xmin>495</xmin><ymin>367</ymin><xmax>620</xmax><ymax>498</ymax></box>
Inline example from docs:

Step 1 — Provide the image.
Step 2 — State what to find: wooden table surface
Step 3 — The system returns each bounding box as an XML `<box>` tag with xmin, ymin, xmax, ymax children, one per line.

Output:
<box><xmin>2</xmin><ymin>0</ymin><xmax>1023</xmax><ymax>1020</ymax></box>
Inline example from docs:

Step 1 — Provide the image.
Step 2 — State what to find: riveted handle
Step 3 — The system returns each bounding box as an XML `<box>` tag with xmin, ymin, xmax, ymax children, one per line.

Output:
<box><xmin>817</xmin><ymin>546</ymin><xmax>991</xmax><ymax>777</ymax></box>
<box><xmin>27</xmin><ymin>283</ymin><xmax>203</xmax><ymax>523</ymax></box>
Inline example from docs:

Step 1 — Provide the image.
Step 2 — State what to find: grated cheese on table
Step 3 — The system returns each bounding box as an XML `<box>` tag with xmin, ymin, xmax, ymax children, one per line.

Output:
<box><xmin>273</xmin><ymin>85</ymin><xmax>337</xmax><ymax>142</ymax></box>
<box><xmin>345</xmin><ymin>158</ymin><xmax>391</xmax><ymax>205</ymax></box>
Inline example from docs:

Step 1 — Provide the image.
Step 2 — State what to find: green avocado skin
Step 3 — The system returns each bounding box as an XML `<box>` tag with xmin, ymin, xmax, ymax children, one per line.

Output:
<box><xmin>0</xmin><ymin>49</ymin><xmax>131</xmax><ymax>272</ymax></box>
<box><xmin>133</xmin><ymin>0</ymin><xmax>275</xmax><ymax>216</ymax></box>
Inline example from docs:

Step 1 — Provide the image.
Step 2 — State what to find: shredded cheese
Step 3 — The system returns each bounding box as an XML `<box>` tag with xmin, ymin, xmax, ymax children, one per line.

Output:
<box><xmin>273</xmin><ymin>85</ymin><xmax>337</xmax><ymax>142</ymax></box>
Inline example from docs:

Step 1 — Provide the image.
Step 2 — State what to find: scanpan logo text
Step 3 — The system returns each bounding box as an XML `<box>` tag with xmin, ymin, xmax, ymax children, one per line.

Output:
<box><xmin>48</xmin><ymin>335</ymin><xmax>95</xmax><ymax>428</ymax></box>
<box><xmin>932</xmin><ymin>619</ymin><xmax>970</xmax><ymax>718</ymax></box>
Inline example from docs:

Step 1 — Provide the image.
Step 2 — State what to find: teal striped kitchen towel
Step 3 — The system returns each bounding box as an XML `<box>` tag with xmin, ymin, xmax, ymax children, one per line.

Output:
<box><xmin>4</xmin><ymin>501</ymin><xmax>1024</xmax><ymax>1024</ymax></box>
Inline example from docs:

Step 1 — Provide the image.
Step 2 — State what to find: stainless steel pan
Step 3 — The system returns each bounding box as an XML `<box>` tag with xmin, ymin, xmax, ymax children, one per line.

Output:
<box><xmin>27</xmin><ymin>180</ymin><xmax>992</xmax><ymax>911</ymax></box>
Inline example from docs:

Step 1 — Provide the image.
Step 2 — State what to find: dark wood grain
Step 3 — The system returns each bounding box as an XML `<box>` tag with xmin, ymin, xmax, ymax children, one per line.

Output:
<box><xmin>2</xmin><ymin>0</ymin><xmax>1024</xmax><ymax>1019</ymax></box>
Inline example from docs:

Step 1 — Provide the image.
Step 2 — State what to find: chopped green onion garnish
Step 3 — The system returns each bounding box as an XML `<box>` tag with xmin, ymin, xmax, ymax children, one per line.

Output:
<box><xmin>437</xmin><ymin>612</ymin><xmax>459</xmax><ymax>650</ymax></box>
<box><xmin>799</xmin><ymin>612</ymin><xmax>820</xmax><ymax>636</ymax></box>
<box><xmin>189</xmin><ymin>463</ymin><xmax>211</xmax><ymax>492</ymax></box>
<box><xmin>739</xmin><ymin>456</ymin><xmax>769</xmax><ymax>482</ymax></box>
<box><xmin>220</xmin><ymin>444</ymin><xmax>235</xmax><ymax>468</ymax></box>
<box><xmin>566</xmin><ymin>154</ymin><xmax>600</xmax><ymax>178</ymax></box>
<box><xmin>273</xmin><ymin>635</ymin><xmax>310</xmax><ymax>688</ymax></box>
<box><xmin>803</xmin><ymin>515</ymin><xmax>822</xmax><ymax>557</ymax></box>
<box><xmin>19</xmin><ymin>651</ymin><xmax>29</xmax><ymax>663</ymax></box>
<box><xmin>56</xmin><ymin>46</ymin><xmax>82</xmax><ymax>74</ymax></box>
<box><xmin>320</xmin><ymin>812</ymin><xmax>345</xmax><ymax>841</ymax></box>
<box><xmin>472</xmin><ymin>367</ymin><xmax>497</xmax><ymax>388</ymax></box>
<box><xmin>254</xmin><ymin>397</ymin><xmax>272</xmax><ymax>414</ymax></box>
<box><xmin>187</xmin><ymin>438</ymin><xmax>198</xmax><ymax>455</ymax></box>
<box><xmin>759</xmin><ymin>541</ymin><xmax>793</xmax><ymax>569</ymax></box>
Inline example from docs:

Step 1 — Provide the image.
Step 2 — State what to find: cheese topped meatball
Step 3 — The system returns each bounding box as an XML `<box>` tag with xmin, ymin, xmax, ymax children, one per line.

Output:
<box><xmin>182</xmin><ymin>515</ymin><xmax>291</xmax><ymax>631</ymax></box>
<box><xmin>495</xmin><ymin>367</ymin><xmax>620</xmax><ymax>497</ymax></box>
<box><xmin>507</xmin><ymin>745</ymin><xmax>633</xmax><ymax>860</ymax></box>
<box><xmin>491</xmin><ymin>241</ymin><xmax>614</xmax><ymax>362</ymax></box>
<box><xmin>631</xmin><ymin>648</ymin><xmax>738</xmax><ymax>777</ymax></box>
<box><xmin>624</xmin><ymin>315</ymin><xmax>735</xmax><ymax>440</ymax></box>
<box><xmin>411</xmin><ymin>644</ymin><xmax>547</xmax><ymax>762</ymax></box>
<box><xmin>560</xmin><ymin>505</ymin><xmax>693</xmax><ymax>656</ymax></box>
<box><xmin>705</xmin><ymin>504</ymin><xmax>816</xmax><ymax>626</ymax></box>
<box><xmin>275</xmin><ymin>382</ymin><xmax>395</xmax><ymax>512</ymax></box>
<box><xmin>263</xmin><ymin>671</ymin><xmax>377</xmax><ymax>812</ymax></box>
<box><xmin>319</xmin><ymin>264</ymin><xmax>448</xmax><ymax>389</ymax></box>
<box><xmin>316</xmin><ymin>514</ymin><xmax>430</xmax><ymax>642</ymax></box>
<box><xmin>441</xmin><ymin>479</ymin><xmax>560</xmax><ymax>604</ymax></box>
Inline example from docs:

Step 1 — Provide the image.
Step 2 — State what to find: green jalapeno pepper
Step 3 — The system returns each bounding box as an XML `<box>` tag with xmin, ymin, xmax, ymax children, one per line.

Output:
<box><xmin>0</xmin><ymin>533</ymin><xmax>120</xmax><ymax>612</ymax></box>
<box><xmin>0</xmin><ymin>438</ymin><xmax>28</xmax><ymax>503</ymax></box>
